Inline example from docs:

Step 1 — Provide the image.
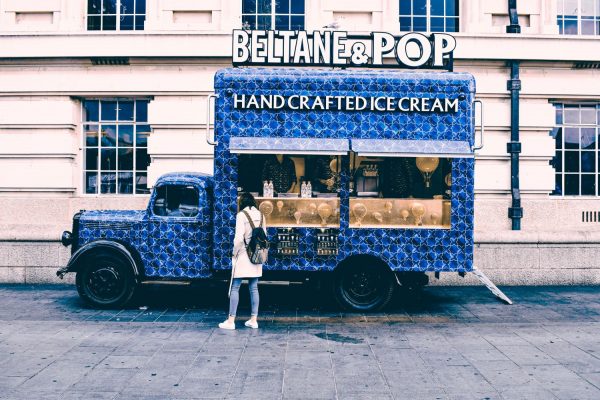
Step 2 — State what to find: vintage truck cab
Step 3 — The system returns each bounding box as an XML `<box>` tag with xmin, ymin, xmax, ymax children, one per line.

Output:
<box><xmin>58</xmin><ymin>172</ymin><xmax>214</xmax><ymax>307</ymax></box>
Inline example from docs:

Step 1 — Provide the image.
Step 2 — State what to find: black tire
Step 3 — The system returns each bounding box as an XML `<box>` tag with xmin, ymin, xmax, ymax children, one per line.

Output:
<box><xmin>333</xmin><ymin>258</ymin><xmax>395</xmax><ymax>312</ymax></box>
<box><xmin>75</xmin><ymin>252</ymin><xmax>137</xmax><ymax>308</ymax></box>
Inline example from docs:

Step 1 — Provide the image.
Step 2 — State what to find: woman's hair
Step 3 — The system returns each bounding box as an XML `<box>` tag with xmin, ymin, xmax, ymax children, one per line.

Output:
<box><xmin>239</xmin><ymin>192</ymin><xmax>257</xmax><ymax>210</ymax></box>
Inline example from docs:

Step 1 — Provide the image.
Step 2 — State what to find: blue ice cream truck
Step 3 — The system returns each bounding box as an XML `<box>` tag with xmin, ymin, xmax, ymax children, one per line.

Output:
<box><xmin>58</xmin><ymin>67</ymin><xmax>510</xmax><ymax>311</ymax></box>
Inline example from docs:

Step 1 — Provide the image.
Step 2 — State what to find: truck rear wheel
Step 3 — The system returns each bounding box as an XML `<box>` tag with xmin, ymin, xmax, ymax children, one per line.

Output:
<box><xmin>76</xmin><ymin>252</ymin><xmax>136</xmax><ymax>308</ymax></box>
<box><xmin>333</xmin><ymin>257</ymin><xmax>395</xmax><ymax>312</ymax></box>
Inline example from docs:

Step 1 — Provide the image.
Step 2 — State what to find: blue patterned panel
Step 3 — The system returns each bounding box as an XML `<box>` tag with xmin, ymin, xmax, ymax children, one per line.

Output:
<box><xmin>351</xmin><ymin>139</ymin><xmax>473</xmax><ymax>158</ymax></box>
<box><xmin>213</xmin><ymin>68</ymin><xmax>476</xmax><ymax>274</ymax></box>
<box><xmin>229</xmin><ymin>136</ymin><xmax>349</xmax><ymax>154</ymax></box>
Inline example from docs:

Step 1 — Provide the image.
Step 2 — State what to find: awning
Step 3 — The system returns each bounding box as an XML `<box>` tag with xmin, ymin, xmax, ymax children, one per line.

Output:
<box><xmin>229</xmin><ymin>137</ymin><xmax>349</xmax><ymax>155</ymax></box>
<box><xmin>351</xmin><ymin>139</ymin><xmax>474</xmax><ymax>158</ymax></box>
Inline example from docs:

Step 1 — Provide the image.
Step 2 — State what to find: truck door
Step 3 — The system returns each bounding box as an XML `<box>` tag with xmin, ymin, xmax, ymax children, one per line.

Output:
<box><xmin>145</xmin><ymin>183</ymin><xmax>211</xmax><ymax>278</ymax></box>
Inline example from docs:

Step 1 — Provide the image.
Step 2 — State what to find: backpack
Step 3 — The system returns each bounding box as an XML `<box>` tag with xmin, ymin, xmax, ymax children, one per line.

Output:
<box><xmin>242</xmin><ymin>210</ymin><xmax>269</xmax><ymax>264</ymax></box>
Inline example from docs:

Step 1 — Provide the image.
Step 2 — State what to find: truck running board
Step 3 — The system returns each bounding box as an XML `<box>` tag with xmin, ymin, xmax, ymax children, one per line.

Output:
<box><xmin>471</xmin><ymin>267</ymin><xmax>513</xmax><ymax>305</ymax></box>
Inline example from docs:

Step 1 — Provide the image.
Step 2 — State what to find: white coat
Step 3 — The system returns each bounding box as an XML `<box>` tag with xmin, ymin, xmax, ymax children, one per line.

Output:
<box><xmin>232</xmin><ymin>206</ymin><xmax>266</xmax><ymax>278</ymax></box>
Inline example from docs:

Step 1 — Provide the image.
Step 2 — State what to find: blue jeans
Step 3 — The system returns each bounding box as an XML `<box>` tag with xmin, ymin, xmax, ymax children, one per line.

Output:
<box><xmin>229</xmin><ymin>278</ymin><xmax>259</xmax><ymax>317</ymax></box>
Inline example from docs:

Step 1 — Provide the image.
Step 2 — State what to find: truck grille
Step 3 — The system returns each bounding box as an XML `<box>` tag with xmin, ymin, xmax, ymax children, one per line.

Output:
<box><xmin>84</xmin><ymin>222</ymin><xmax>134</xmax><ymax>230</ymax></box>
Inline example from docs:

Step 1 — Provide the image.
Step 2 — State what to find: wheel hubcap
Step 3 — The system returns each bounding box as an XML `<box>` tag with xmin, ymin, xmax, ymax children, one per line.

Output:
<box><xmin>343</xmin><ymin>270</ymin><xmax>382</xmax><ymax>305</ymax></box>
<box><xmin>88</xmin><ymin>266</ymin><xmax>123</xmax><ymax>300</ymax></box>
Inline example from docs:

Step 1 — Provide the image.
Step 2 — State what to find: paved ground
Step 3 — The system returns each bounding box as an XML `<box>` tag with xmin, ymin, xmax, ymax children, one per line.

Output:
<box><xmin>1</xmin><ymin>283</ymin><xmax>600</xmax><ymax>399</ymax></box>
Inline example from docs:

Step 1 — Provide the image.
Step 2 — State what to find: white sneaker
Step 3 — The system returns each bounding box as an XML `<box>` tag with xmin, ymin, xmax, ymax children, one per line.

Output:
<box><xmin>218</xmin><ymin>320</ymin><xmax>235</xmax><ymax>330</ymax></box>
<box><xmin>244</xmin><ymin>320</ymin><xmax>258</xmax><ymax>329</ymax></box>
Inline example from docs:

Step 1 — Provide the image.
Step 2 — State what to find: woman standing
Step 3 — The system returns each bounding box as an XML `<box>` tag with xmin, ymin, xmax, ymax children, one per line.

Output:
<box><xmin>219</xmin><ymin>193</ymin><xmax>265</xmax><ymax>330</ymax></box>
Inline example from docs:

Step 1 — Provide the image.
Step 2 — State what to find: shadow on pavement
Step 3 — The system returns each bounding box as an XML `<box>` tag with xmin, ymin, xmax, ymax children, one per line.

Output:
<box><xmin>77</xmin><ymin>280</ymin><xmax>489</xmax><ymax>314</ymax></box>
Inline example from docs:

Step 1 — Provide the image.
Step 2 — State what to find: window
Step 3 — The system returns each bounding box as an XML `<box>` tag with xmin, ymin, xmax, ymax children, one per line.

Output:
<box><xmin>153</xmin><ymin>185</ymin><xmax>199</xmax><ymax>218</ymax></box>
<box><xmin>83</xmin><ymin>99</ymin><xmax>151</xmax><ymax>195</ymax></box>
<box><xmin>557</xmin><ymin>0</ymin><xmax>600</xmax><ymax>35</ymax></box>
<box><xmin>399</xmin><ymin>0</ymin><xmax>459</xmax><ymax>32</ymax></box>
<box><xmin>87</xmin><ymin>0</ymin><xmax>146</xmax><ymax>31</ymax></box>
<box><xmin>236</xmin><ymin>153</ymin><xmax>341</xmax><ymax>228</ymax></box>
<box><xmin>349</xmin><ymin>156</ymin><xmax>452</xmax><ymax>229</ymax></box>
<box><xmin>551</xmin><ymin>104</ymin><xmax>599</xmax><ymax>196</ymax></box>
<box><xmin>242</xmin><ymin>0</ymin><xmax>305</xmax><ymax>30</ymax></box>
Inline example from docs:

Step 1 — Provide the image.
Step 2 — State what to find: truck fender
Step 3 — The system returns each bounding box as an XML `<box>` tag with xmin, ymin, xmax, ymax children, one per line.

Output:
<box><xmin>57</xmin><ymin>240</ymin><xmax>140</xmax><ymax>281</ymax></box>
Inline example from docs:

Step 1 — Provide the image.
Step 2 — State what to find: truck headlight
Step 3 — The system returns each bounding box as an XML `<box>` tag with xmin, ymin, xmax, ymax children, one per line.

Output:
<box><xmin>61</xmin><ymin>231</ymin><xmax>72</xmax><ymax>246</ymax></box>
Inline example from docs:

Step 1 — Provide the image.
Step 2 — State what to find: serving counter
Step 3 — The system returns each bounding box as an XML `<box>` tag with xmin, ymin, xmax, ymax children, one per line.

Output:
<box><xmin>254</xmin><ymin>197</ymin><xmax>340</xmax><ymax>228</ymax></box>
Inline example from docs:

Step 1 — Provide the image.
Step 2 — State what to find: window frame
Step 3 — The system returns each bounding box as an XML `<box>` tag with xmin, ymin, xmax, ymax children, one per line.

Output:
<box><xmin>87</xmin><ymin>0</ymin><xmax>146</xmax><ymax>31</ymax></box>
<box><xmin>399</xmin><ymin>0</ymin><xmax>460</xmax><ymax>33</ymax></box>
<box><xmin>81</xmin><ymin>98</ymin><xmax>152</xmax><ymax>197</ymax></box>
<box><xmin>551</xmin><ymin>103</ymin><xmax>600</xmax><ymax>197</ymax></box>
<box><xmin>557</xmin><ymin>0</ymin><xmax>600</xmax><ymax>35</ymax></box>
<box><xmin>241</xmin><ymin>0</ymin><xmax>305</xmax><ymax>31</ymax></box>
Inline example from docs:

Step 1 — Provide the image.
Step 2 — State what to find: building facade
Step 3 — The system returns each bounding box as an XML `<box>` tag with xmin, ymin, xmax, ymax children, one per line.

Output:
<box><xmin>0</xmin><ymin>0</ymin><xmax>599</xmax><ymax>285</ymax></box>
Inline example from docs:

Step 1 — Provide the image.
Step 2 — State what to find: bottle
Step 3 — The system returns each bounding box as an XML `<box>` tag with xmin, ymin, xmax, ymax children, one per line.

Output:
<box><xmin>301</xmin><ymin>181</ymin><xmax>307</xmax><ymax>198</ymax></box>
<box><xmin>268</xmin><ymin>181</ymin><xmax>274</xmax><ymax>197</ymax></box>
<box><xmin>263</xmin><ymin>181</ymin><xmax>269</xmax><ymax>197</ymax></box>
<box><xmin>307</xmin><ymin>181</ymin><xmax>312</xmax><ymax>197</ymax></box>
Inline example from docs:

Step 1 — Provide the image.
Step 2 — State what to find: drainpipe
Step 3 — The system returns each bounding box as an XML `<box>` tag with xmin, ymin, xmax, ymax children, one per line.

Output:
<box><xmin>506</xmin><ymin>0</ymin><xmax>522</xmax><ymax>230</ymax></box>
<box><xmin>507</xmin><ymin>62</ymin><xmax>522</xmax><ymax>230</ymax></box>
<box><xmin>506</xmin><ymin>0</ymin><xmax>521</xmax><ymax>34</ymax></box>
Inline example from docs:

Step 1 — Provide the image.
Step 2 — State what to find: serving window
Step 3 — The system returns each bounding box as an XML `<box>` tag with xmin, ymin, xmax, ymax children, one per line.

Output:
<box><xmin>349</xmin><ymin>155</ymin><xmax>452</xmax><ymax>229</ymax></box>
<box><xmin>236</xmin><ymin>153</ymin><xmax>342</xmax><ymax>228</ymax></box>
<box><xmin>230</xmin><ymin>137</ymin><xmax>469</xmax><ymax>230</ymax></box>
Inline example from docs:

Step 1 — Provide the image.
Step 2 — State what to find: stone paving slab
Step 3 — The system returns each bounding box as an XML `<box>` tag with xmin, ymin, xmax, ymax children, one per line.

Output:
<box><xmin>0</xmin><ymin>284</ymin><xmax>600</xmax><ymax>399</ymax></box>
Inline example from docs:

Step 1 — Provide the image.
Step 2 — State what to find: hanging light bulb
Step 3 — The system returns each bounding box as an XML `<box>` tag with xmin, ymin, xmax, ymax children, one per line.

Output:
<box><xmin>294</xmin><ymin>210</ymin><xmax>302</xmax><ymax>225</ymax></box>
<box><xmin>259</xmin><ymin>201</ymin><xmax>273</xmax><ymax>217</ymax></box>
<box><xmin>400</xmin><ymin>208</ymin><xmax>410</xmax><ymax>222</ymax></box>
<box><xmin>384</xmin><ymin>201</ymin><xmax>393</xmax><ymax>214</ymax></box>
<box><xmin>416</xmin><ymin>157</ymin><xmax>439</xmax><ymax>188</ymax></box>
<box><xmin>410</xmin><ymin>202</ymin><xmax>427</xmax><ymax>226</ymax></box>
<box><xmin>372</xmin><ymin>211</ymin><xmax>383</xmax><ymax>223</ymax></box>
<box><xmin>317</xmin><ymin>203</ymin><xmax>333</xmax><ymax>226</ymax></box>
<box><xmin>352</xmin><ymin>203</ymin><xmax>367</xmax><ymax>227</ymax></box>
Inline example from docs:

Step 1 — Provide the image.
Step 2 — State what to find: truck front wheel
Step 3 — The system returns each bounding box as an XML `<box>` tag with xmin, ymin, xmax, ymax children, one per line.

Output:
<box><xmin>333</xmin><ymin>258</ymin><xmax>395</xmax><ymax>312</ymax></box>
<box><xmin>76</xmin><ymin>252</ymin><xmax>136</xmax><ymax>308</ymax></box>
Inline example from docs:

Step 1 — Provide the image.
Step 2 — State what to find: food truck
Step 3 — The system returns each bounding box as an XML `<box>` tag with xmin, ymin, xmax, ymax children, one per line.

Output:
<box><xmin>58</xmin><ymin>61</ymin><xmax>513</xmax><ymax>311</ymax></box>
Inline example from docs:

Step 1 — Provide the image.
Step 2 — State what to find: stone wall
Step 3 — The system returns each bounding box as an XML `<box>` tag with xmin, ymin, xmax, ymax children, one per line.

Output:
<box><xmin>3</xmin><ymin>239</ymin><xmax>600</xmax><ymax>285</ymax></box>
